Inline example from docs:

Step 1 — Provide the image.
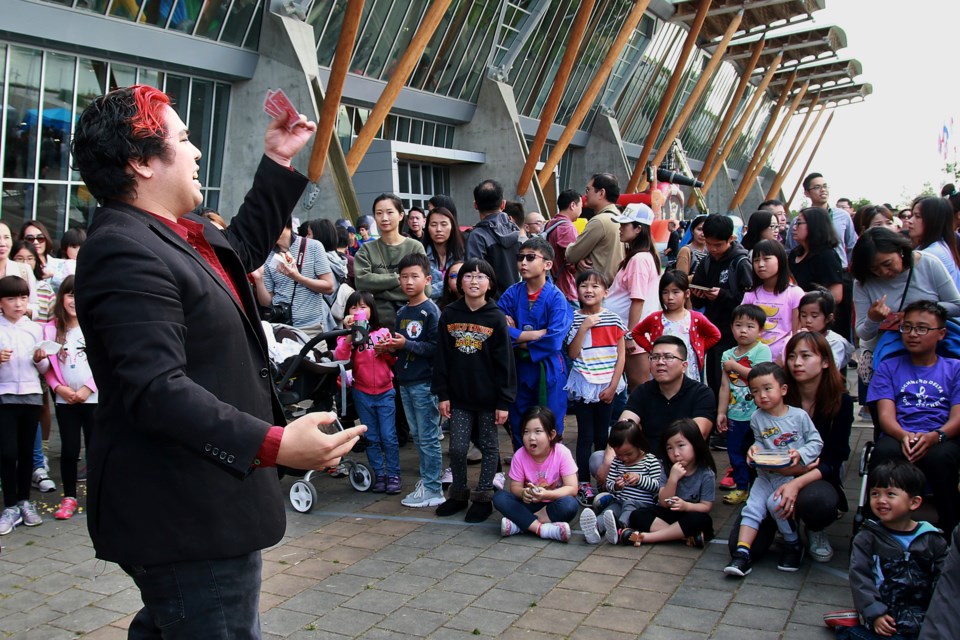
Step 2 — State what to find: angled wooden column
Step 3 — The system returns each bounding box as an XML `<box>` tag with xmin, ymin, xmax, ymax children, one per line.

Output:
<box><xmin>636</xmin><ymin>9</ymin><xmax>742</xmax><ymax>192</ymax></box>
<box><xmin>698</xmin><ymin>36</ymin><xmax>764</xmax><ymax>183</ymax></box>
<box><xmin>765</xmin><ymin>94</ymin><xmax>821</xmax><ymax>199</ymax></box>
<box><xmin>700</xmin><ymin>52</ymin><xmax>782</xmax><ymax>195</ymax></box>
<box><xmin>788</xmin><ymin>110</ymin><xmax>835</xmax><ymax>207</ymax></box>
<box><xmin>346</xmin><ymin>0</ymin><xmax>453</xmax><ymax>175</ymax></box>
<box><xmin>625</xmin><ymin>0</ymin><xmax>713</xmax><ymax>192</ymax></box>
<box><xmin>769</xmin><ymin>103</ymin><xmax>825</xmax><ymax>198</ymax></box>
<box><xmin>309</xmin><ymin>0</ymin><xmax>364</xmax><ymax>182</ymax></box>
<box><xmin>516</xmin><ymin>0</ymin><xmax>595</xmax><ymax>199</ymax></box>
<box><xmin>730</xmin><ymin>80</ymin><xmax>808</xmax><ymax>210</ymax></box>
<box><xmin>536</xmin><ymin>0</ymin><xmax>651</xmax><ymax>187</ymax></box>
<box><xmin>736</xmin><ymin>70</ymin><xmax>796</xmax><ymax>195</ymax></box>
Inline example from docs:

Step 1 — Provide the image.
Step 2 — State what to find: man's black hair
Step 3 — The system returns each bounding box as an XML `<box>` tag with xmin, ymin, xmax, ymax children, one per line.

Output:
<box><xmin>557</xmin><ymin>189</ymin><xmax>582</xmax><ymax>212</ymax></box>
<box><xmin>802</xmin><ymin>172</ymin><xmax>823</xmax><ymax>192</ymax></box>
<box><xmin>902</xmin><ymin>300</ymin><xmax>947</xmax><ymax>326</ymax></box>
<box><xmin>589</xmin><ymin>173</ymin><xmax>620</xmax><ymax>203</ymax></box>
<box><xmin>652</xmin><ymin>335</ymin><xmax>687</xmax><ymax>361</ymax></box>
<box><xmin>758</xmin><ymin>199</ymin><xmax>783</xmax><ymax>211</ymax></box>
<box><xmin>474</xmin><ymin>180</ymin><xmax>504</xmax><ymax>213</ymax></box>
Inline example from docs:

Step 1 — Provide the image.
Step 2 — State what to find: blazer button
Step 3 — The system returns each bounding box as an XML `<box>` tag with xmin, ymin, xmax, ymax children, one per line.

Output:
<box><xmin>220</xmin><ymin>452</ymin><xmax>226</xmax><ymax>460</ymax></box>
<box><xmin>227</xmin><ymin>455</ymin><xmax>235</xmax><ymax>463</ymax></box>
<box><xmin>204</xmin><ymin>444</ymin><xmax>211</xmax><ymax>452</ymax></box>
<box><xmin>212</xmin><ymin>447</ymin><xmax>219</xmax><ymax>456</ymax></box>
<box><xmin>259</xmin><ymin>368</ymin><xmax>269</xmax><ymax>378</ymax></box>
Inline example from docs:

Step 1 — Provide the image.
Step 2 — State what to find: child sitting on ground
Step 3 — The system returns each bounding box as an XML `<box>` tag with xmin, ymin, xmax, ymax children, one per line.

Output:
<box><xmin>579</xmin><ymin>420</ymin><xmax>662</xmax><ymax>545</ymax></box>
<box><xmin>493</xmin><ymin>406</ymin><xmax>578</xmax><ymax>541</ymax></box>
<box><xmin>724</xmin><ymin>362</ymin><xmax>823</xmax><ymax>577</ymax></box>
<box><xmin>842</xmin><ymin>460</ymin><xmax>947</xmax><ymax>640</ymax></box>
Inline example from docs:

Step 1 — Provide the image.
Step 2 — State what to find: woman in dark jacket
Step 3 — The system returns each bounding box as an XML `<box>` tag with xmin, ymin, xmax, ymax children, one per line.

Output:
<box><xmin>788</xmin><ymin>207</ymin><xmax>844</xmax><ymax>304</ymax></box>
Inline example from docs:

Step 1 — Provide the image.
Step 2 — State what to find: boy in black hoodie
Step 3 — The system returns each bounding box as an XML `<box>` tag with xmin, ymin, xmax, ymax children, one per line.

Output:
<box><xmin>692</xmin><ymin>214</ymin><xmax>753</xmax><ymax>398</ymax></box>
<box><xmin>433</xmin><ymin>258</ymin><xmax>517</xmax><ymax>523</ymax></box>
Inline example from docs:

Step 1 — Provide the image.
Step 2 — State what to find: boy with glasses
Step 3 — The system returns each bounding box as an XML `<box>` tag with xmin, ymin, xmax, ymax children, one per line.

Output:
<box><xmin>498</xmin><ymin>237</ymin><xmax>573</xmax><ymax>451</ymax></box>
<box><xmin>866</xmin><ymin>300</ymin><xmax>960</xmax><ymax>537</ymax></box>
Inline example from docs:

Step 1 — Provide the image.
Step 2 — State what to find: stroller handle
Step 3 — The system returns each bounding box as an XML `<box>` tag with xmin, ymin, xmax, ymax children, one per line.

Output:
<box><xmin>275</xmin><ymin>325</ymin><xmax>368</xmax><ymax>392</ymax></box>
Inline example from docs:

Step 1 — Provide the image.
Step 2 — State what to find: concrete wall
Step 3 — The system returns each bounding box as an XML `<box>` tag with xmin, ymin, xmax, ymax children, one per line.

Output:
<box><xmin>568</xmin><ymin>113</ymin><xmax>631</xmax><ymax>196</ymax></box>
<box><xmin>353</xmin><ymin>139</ymin><xmax>398</xmax><ymax>217</ymax></box>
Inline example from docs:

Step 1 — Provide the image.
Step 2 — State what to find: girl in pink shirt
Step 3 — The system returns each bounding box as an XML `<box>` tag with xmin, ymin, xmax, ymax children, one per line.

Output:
<box><xmin>741</xmin><ymin>240</ymin><xmax>804</xmax><ymax>363</ymax></box>
<box><xmin>492</xmin><ymin>406</ymin><xmax>578</xmax><ymax>541</ymax></box>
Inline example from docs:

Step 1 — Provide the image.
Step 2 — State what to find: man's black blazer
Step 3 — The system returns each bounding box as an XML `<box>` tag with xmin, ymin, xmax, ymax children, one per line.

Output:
<box><xmin>76</xmin><ymin>157</ymin><xmax>307</xmax><ymax>565</ymax></box>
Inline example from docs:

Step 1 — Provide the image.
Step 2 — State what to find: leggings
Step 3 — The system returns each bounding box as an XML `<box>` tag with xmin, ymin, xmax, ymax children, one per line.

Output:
<box><xmin>629</xmin><ymin>504</ymin><xmax>714</xmax><ymax>539</ymax></box>
<box><xmin>573</xmin><ymin>400</ymin><xmax>613</xmax><ymax>482</ymax></box>
<box><xmin>0</xmin><ymin>404</ymin><xmax>42</xmax><ymax>507</ymax></box>
<box><xmin>449</xmin><ymin>408</ymin><xmax>499</xmax><ymax>502</ymax></box>
<box><xmin>56</xmin><ymin>402</ymin><xmax>95</xmax><ymax>498</ymax></box>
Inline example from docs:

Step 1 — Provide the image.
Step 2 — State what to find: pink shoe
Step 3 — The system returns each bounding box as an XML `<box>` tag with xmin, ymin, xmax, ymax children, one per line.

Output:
<box><xmin>54</xmin><ymin>497</ymin><xmax>78</xmax><ymax>520</ymax></box>
<box><xmin>719</xmin><ymin>467</ymin><xmax>736</xmax><ymax>490</ymax></box>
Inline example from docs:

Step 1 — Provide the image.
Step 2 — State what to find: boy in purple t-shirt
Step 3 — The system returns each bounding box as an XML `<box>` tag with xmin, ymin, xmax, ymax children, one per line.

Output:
<box><xmin>866</xmin><ymin>300</ymin><xmax>960</xmax><ymax>537</ymax></box>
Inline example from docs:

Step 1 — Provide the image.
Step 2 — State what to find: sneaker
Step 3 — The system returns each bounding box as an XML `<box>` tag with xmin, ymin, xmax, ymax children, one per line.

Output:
<box><xmin>723</xmin><ymin>489</ymin><xmax>749</xmax><ymax>505</ymax></box>
<box><xmin>602</xmin><ymin>510</ymin><xmax>619</xmax><ymax>545</ymax></box>
<box><xmin>538</xmin><ymin>522</ymin><xmax>570</xmax><ymax>542</ymax></box>
<box><xmin>501</xmin><ymin>517</ymin><xmax>522</xmax><ymax>537</ymax></box>
<box><xmin>18</xmin><ymin>501</ymin><xmax>42</xmax><ymax>527</ymax></box>
<box><xmin>324</xmin><ymin>463</ymin><xmax>348</xmax><ymax>478</ymax></box>
<box><xmin>32</xmin><ymin>468</ymin><xmax>55</xmax><ymax>493</ymax></box>
<box><xmin>592</xmin><ymin>492</ymin><xmax>614</xmax><ymax>513</ymax></box>
<box><xmin>465</xmin><ymin>501</ymin><xmax>493</xmax><ymax>523</ymax></box>
<box><xmin>579</xmin><ymin>508</ymin><xmax>601</xmax><ymax>545</ymax></box>
<box><xmin>371</xmin><ymin>475</ymin><xmax>387</xmax><ymax>493</ymax></box>
<box><xmin>577</xmin><ymin>482</ymin><xmax>595</xmax><ymax>506</ymax></box>
<box><xmin>807</xmin><ymin>529</ymin><xmax>834</xmax><ymax>563</ymax></box>
<box><xmin>492</xmin><ymin>472</ymin><xmax>506</xmax><ymax>491</ymax></box>
<box><xmin>401</xmin><ymin>480</ymin><xmax>446</xmax><ymax>508</ymax></box>
<box><xmin>778</xmin><ymin>541</ymin><xmax>805</xmax><ymax>572</ymax></box>
<box><xmin>823</xmin><ymin>610</ymin><xmax>860</xmax><ymax>629</ymax></box>
<box><xmin>0</xmin><ymin>506</ymin><xmax>21</xmax><ymax>535</ymax></box>
<box><xmin>440</xmin><ymin>468</ymin><xmax>452</xmax><ymax>486</ymax></box>
<box><xmin>718</xmin><ymin>467</ymin><xmax>735</xmax><ymax>490</ymax></box>
<box><xmin>435</xmin><ymin>499</ymin><xmax>468</xmax><ymax>517</ymax></box>
<box><xmin>709</xmin><ymin>431</ymin><xmax>728</xmax><ymax>451</ymax></box>
<box><xmin>466</xmin><ymin>444</ymin><xmax>483</xmax><ymax>464</ymax></box>
<box><xmin>385</xmin><ymin>476</ymin><xmax>402</xmax><ymax>495</ymax></box>
<box><xmin>54</xmin><ymin>497</ymin><xmax>78</xmax><ymax>520</ymax></box>
<box><xmin>724</xmin><ymin>550</ymin><xmax>752</xmax><ymax>577</ymax></box>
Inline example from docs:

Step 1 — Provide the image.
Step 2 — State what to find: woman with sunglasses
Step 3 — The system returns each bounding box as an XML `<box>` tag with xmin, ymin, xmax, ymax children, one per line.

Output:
<box><xmin>18</xmin><ymin>221</ymin><xmax>67</xmax><ymax>291</ymax></box>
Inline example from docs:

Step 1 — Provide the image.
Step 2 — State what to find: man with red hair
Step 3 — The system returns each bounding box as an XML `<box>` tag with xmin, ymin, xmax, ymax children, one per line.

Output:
<box><xmin>72</xmin><ymin>85</ymin><xmax>365</xmax><ymax>638</ymax></box>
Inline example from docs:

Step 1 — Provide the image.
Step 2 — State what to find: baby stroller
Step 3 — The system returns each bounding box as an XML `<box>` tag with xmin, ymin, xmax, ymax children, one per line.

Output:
<box><xmin>267</xmin><ymin>322</ymin><xmax>373</xmax><ymax>512</ymax></box>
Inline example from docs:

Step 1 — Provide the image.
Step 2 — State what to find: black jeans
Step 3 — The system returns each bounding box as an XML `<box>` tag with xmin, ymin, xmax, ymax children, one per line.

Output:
<box><xmin>55</xmin><ymin>403</ymin><xmax>95</xmax><ymax>498</ymax></box>
<box><xmin>573</xmin><ymin>400</ymin><xmax>613</xmax><ymax>482</ymax></box>
<box><xmin>123</xmin><ymin>551</ymin><xmax>262</xmax><ymax>639</ymax></box>
<box><xmin>0</xmin><ymin>404</ymin><xmax>42</xmax><ymax>507</ymax></box>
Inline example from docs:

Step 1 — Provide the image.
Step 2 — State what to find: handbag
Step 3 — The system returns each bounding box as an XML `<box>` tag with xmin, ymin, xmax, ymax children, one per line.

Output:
<box><xmin>871</xmin><ymin>262</ymin><xmax>914</xmax><ymax>371</ymax></box>
<box><xmin>261</xmin><ymin>236</ymin><xmax>307</xmax><ymax>324</ymax></box>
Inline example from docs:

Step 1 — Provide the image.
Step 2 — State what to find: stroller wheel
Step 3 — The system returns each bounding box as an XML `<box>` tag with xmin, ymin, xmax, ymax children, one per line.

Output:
<box><xmin>290</xmin><ymin>479</ymin><xmax>318</xmax><ymax>513</ymax></box>
<box><xmin>349</xmin><ymin>462</ymin><xmax>373</xmax><ymax>492</ymax></box>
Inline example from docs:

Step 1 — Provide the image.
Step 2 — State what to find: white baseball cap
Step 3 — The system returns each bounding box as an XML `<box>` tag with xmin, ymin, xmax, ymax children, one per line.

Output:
<box><xmin>613</xmin><ymin>202</ymin><xmax>655</xmax><ymax>226</ymax></box>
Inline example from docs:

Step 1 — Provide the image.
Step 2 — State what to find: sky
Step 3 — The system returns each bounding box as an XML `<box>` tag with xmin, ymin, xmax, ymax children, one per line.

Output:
<box><xmin>770</xmin><ymin>0</ymin><xmax>960</xmax><ymax>210</ymax></box>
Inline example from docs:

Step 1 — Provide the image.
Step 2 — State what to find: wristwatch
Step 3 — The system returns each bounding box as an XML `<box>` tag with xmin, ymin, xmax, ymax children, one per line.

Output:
<box><xmin>935</xmin><ymin>429</ymin><xmax>947</xmax><ymax>443</ymax></box>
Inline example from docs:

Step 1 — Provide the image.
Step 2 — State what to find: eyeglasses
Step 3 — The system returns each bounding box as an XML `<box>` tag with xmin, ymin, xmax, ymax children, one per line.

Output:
<box><xmin>794</xmin><ymin>219</ymin><xmax>807</xmax><ymax>226</ymax></box>
<box><xmin>648</xmin><ymin>353</ymin><xmax>683</xmax><ymax>363</ymax></box>
<box><xmin>517</xmin><ymin>254</ymin><xmax>545</xmax><ymax>263</ymax></box>
<box><xmin>808</xmin><ymin>184</ymin><xmax>829</xmax><ymax>191</ymax></box>
<box><xmin>462</xmin><ymin>273</ymin><xmax>489</xmax><ymax>282</ymax></box>
<box><xmin>899</xmin><ymin>212</ymin><xmax>913</xmax><ymax>220</ymax></box>
<box><xmin>899</xmin><ymin>324</ymin><xmax>945</xmax><ymax>336</ymax></box>
<box><xmin>24</xmin><ymin>234</ymin><xmax>45</xmax><ymax>243</ymax></box>
<box><xmin>769</xmin><ymin>222</ymin><xmax>780</xmax><ymax>230</ymax></box>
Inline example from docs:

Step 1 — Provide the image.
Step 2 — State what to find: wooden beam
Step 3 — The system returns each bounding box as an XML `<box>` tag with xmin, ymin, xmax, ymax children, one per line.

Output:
<box><xmin>309</xmin><ymin>0</ymin><xmax>364</xmax><ymax>182</ymax></box>
<box><xmin>729</xmin><ymin>80</ymin><xmax>808</xmax><ymax>210</ymax></box>
<box><xmin>698</xmin><ymin>35</ymin><xmax>764</xmax><ymax>183</ymax></box>
<box><xmin>345</xmin><ymin>0</ymin><xmax>453</xmax><ymax>175</ymax></box>
<box><xmin>625</xmin><ymin>0</ymin><xmax>712</xmax><ymax>193</ymax></box>
<box><xmin>516</xmin><ymin>0</ymin><xmax>595</xmax><ymax>199</ymax></box>
<box><xmin>636</xmin><ymin>9</ymin><xmax>742</xmax><ymax>192</ymax></box>
<box><xmin>770</xmin><ymin>104</ymin><xmax>825</xmax><ymax>199</ymax></box>
<box><xmin>536</xmin><ymin>0</ymin><xmax>651</xmax><ymax>188</ymax></box>
<box><xmin>764</xmin><ymin>94</ymin><xmax>821</xmax><ymax>199</ymax></box>
<box><xmin>699</xmin><ymin>52</ymin><xmax>782</xmax><ymax>196</ymax></box>
<box><xmin>736</xmin><ymin>70</ymin><xmax>797</xmax><ymax>194</ymax></box>
<box><xmin>788</xmin><ymin>110</ymin><xmax>835</xmax><ymax>208</ymax></box>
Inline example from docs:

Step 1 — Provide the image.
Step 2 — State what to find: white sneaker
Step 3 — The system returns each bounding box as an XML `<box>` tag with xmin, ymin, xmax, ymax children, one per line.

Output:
<box><xmin>440</xmin><ymin>468</ymin><xmax>452</xmax><ymax>484</ymax></box>
<box><xmin>401</xmin><ymin>480</ymin><xmax>446</xmax><ymax>508</ymax></box>
<box><xmin>500</xmin><ymin>517</ymin><xmax>521</xmax><ymax>537</ymax></box>
<box><xmin>602</xmin><ymin>510</ymin><xmax>620</xmax><ymax>545</ymax></box>
<box><xmin>579</xmin><ymin>508</ymin><xmax>601</xmax><ymax>544</ymax></box>
<box><xmin>492</xmin><ymin>472</ymin><xmax>506</xmax><ymax>491</ymax></box>
<box><xmin>32</xmin><ymin>468</ymin><xmax>56</xmax><ymax>493</ymax></box>
<box><xmin>0</xmin><ymin>506</ymin><xmax>21</xmax><ymax>535</ymax></box>
<box><xmin>807</xmin><ymin>529</ymin><xmax>834</xmax><ymax>562</ymax></box>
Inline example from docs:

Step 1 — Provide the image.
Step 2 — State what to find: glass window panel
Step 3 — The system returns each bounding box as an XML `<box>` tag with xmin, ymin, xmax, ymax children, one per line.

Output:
<box><xmin>410</xmin><ymin>162</ymin><xmax>421</xmax><ymax>193</ymax></box>
<box><xmin>188</xmin><ymin>79</ymin><xmax>214</xmax><ymax>186</ymax></box>
<box><xmin>1</xmin><ymin>182</ymin><xmax>33</xmax><ymax>231</ymax></box>
<box><xmin>192</xmin><ymin>0</ymin><xmax>232</xmax><ymax>40</ymax></box>
<box><xmin>314</xmin><ymin>0</ymin><xmax>346</xmax><ymax>66</ymax></box>
<box><xmin>40</xmin><ymin>52</ymin><xmax>75</xmax><ymax>182</ymax></box>
<box><xmin>4</xmin><ymin>46</ymin><xmax>43</xmax><ymax>181</ymax></box>
<box><xmin>421</xmin><ymin>164</ymin><xmax>432</xmax><ymax>194</ymax></box>
<box><xmin>368</xmin><ymin>2</ymin><xmax>420</xmax><ymax>80</ymax></box>
<box><xmin>220</xmin><ymin>0</ymin><xmax>261</xmax><ymax>46</ymax></box>
<box><xmin>242</xmin><ymin>1</ymin><xmax>263</xmax><ymax>50</ymax></box>
<box><xmin>410</xmin><ymin>119</ymin><xmax>423</xmax><ymax>145</ymax></box>
<box><xmin>69</xmin><ymin>184</ymin><xmax>97</xmax><ymax>230</ymax></box>
<box><xmin>108</xmin><ymin>62</ymin><xmax>137</xmax><ymax>90</ymax></box>
<box><xmin>36</xmin><ymin>183</ymin><xmax>67</xmax><ymax>236</ymax></box>
<box><xmin>336</xmin><ymin>104</ymin><xmax>352</xmax><ymax>150</ymax></box>
<box><xmin>433</xmin><ymin>167</ymin><xmax>444</xmax><ymax>194</ymax></box>
<box><xmin>397</xmin><ymin>117</ymin><xmax>410</xmax><ymax>142</ymax></box>
<box><xmin>73</xmin><ymin>58</ymin><xmax>109</xmax><ymax>182</ymax></box>
<box><xmin>138</xmin><ymin>68</ymin><xmax>161</xmax><ymax>89</ymax></box>
<box><xmin>208</xmin><ymin>83</ymin><xmax>229</xmax><ymax>189</ymax></box>
<box><xmin>108</xmin><ymin>0</ymin><xmax>146</xmax><ymax>21</ymax></box>
<box><xmin>164</xmin><ymin>74</ymin><xmax>189</xmax><ymax>112</ymax></box>
<box><xmin>203</xmin><ymin>190</ymin><xmax>219</xmax><ymax>212</ymax></box>
<box><xmin>352</xmin><ymin>0</ymin><xmax>390</xmax><ymax>76</ymax></box>
<box><xmin>422</xmin><ymin>121</ymin><xmax>435</xmax><ymax>146</ymax></box>
<box><xmin>398</xmin><ymin>161</ymin><xmax>409</xmax><ymax>192</ymax></box>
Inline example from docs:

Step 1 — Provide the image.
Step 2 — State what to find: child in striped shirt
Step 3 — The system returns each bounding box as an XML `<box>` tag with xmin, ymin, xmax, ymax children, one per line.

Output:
<box><xmin>564</xmin><ymin>270</ymin><xmax>627</xmax><ymax>505</ymax></box>
<box><xmin>579</xmin><ymin>420</ymin><xmax>662</xmax><ymax>545</ymax></box>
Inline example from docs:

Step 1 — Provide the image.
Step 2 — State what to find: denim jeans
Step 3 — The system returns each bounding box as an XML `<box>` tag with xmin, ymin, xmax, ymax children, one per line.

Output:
<box><xmin>353</xmin><ymin>388</ymin><xmax>399</xmax><ymax>478</ymax></box>
<box><xmin>726</xmin><ymin>418</ymin><xmax>753</xmax><ymax>490</ymax></box>
<box><xmin>123</xmin><ymin>551</ymin><xmax>262</xmax><ymax>639</ymax></box>
<box><xmin>399</xmin><ymin>382</ymin><xmax>442</xmax><ymax>494</ymax></box>
<box><xmin>492</xmin><ymin>490</ymin><xmax>579</xmax><ymax>530</ymax></box>
<box><xmin>32</xmin><ymin>424</ymin><xmax>43</xmax><ymax>470</ymax></box>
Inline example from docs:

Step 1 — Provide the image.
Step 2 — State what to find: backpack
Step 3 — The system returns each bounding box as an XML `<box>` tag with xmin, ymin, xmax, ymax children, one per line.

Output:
<box><xmin>539</xmin><ymin>217</ymin><xmax>573</xmax><ymax>280</ymax></box>
<box><xmin>698</xmin><ymin>252</ymin><xmax>749</xmax><ymax>296</ymax></box>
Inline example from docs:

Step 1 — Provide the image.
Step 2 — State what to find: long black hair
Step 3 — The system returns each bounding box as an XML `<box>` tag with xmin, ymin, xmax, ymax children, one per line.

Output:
<box><xmin>748</xmin><ymin>239</ymin><xmax>792</xmax><ymax>294</ymax></box>
<box><xmin>659</xmin><ymin>418</ymin><xmax>716</xmax><ymax>473</ymax></box>
<box><xmin>796</xmin><ymin>207</ymin><xmax>839</xmax><ymax>257</ymax></box>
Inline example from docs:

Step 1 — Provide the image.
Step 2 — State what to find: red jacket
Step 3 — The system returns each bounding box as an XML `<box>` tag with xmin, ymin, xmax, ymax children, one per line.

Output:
<box><xmin>631</xmin><ymin>310</ymin><xmax>720</xmax><ymax>371</ymax></box>
<box><xmin>334</xmin><ymin>327</ymin><xmax>396</xmax><ymax>395</ymax></box>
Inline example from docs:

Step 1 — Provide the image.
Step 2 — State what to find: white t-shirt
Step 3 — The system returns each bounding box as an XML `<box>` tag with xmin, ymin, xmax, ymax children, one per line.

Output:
<box><xmin>57</xmin><ymin>326</ymin><xmax>97</xmax><ymax>404</ymax></box>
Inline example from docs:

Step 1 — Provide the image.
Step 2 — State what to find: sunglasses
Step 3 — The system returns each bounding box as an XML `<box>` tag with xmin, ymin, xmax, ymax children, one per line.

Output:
<box><xmin>24</xmin><ymin>234</ymin><xmax>45</xmax><ymax>243</ymax></box>
<box><xmin>517</xmin><ymin>254</ymin><xmax>545</xmax><ymax>263</ymax></box>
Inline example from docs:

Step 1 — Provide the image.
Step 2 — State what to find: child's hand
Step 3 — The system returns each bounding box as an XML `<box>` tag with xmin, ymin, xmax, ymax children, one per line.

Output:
<box><xmin>666</xmin><ymin>497</ymin><xmax>688</xmax><ymax>512</ymax></box>
<box><xmin>72</xmin><ymin>386</ymin><xmax>92</xmax><ymax>404</ymax></box>
<box><xmin>494</xmin><ymin>409</ymin><xmax>508</xmax><ymax>425</ymax></box>
<box><xmin>439</xmin><ymin>400</ymin><xmax>451</xmax><ymax>419</ymax></box>
<box><xmin>716</xmin><ymin>414</ymin><xmax>728</xmax><ymax>433</ymax></box>
<box><xmin>582</xmin><ymin>314</ymin><xmax>601</xmax><ymax>330</ymax></box>
<box><xmin>505</xmin><ymin>315</ymin><xmax>516</xmax><ymax>329</ymax></box>
<box><xmin>390</xmin><ymin>332</ymin><xmax>406</xmax><ymax>350</ymax></box>
<box><xmin>787</xmin><ymin>449</ymin><xmax>801</xmax><ymax>467</ymax></box>
<box><xmin>0</xmin><ymin>349</ymin><xmax>11</xmax><ymax>364</ymax></box>
<box><xmin>343</xmin><ymin>315</ymin><xmax>355</xmax><ymax>328</ymax></box>
<box><xmin>623</xmin><ymin>472</ymin><xmax>639</xmax><ymax>486</ymax></box>
<box><xmin>33</xmin><ymin>348</ymin><xmax>45</xmax><ymax>363</ymax></box>
<box><xmin>872</xmin><ymin>614</ymin><xmax>897</xmax><ymax>637</ymax></box>
<box><xmin>722</xmin><ymin>359</ymin><xmax>733</xmax><ymax>372</ymax></box>
<box><xmin>598</xmin><ymin>384</ymin><xmax>617</xmax><ymax>404</ymax></box>
<box><xmin>55</xmin><ymin>385</ymin><xmax>77</xmax><ymax>403</ymax></box>
<box><xmin>746</xmin><ymin>445</ymin><xmax>759</xmax><ymax>465</ymax></box>
<box><xmin>614</xmin><ymin>476</ymin><xmax>625</xmax><ymax>490</ymax></box>
<box><xmin>669</xmin><ymin>462</ymin><xmax>686</xmax><ymax>481</ymax></box>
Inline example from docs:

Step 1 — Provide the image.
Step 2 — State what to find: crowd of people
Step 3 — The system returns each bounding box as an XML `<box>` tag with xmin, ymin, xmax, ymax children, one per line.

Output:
<box><xmin>1</xmin><ymin>85</ymin><xmax>958</xmax><ymax>639</ymax></box>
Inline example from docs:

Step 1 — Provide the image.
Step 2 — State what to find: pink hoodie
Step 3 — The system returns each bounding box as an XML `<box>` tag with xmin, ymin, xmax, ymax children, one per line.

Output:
<box><xmin>334</xmin><ymin>327</ymin><xmax>396</xmax><ymax>395</ymax></box>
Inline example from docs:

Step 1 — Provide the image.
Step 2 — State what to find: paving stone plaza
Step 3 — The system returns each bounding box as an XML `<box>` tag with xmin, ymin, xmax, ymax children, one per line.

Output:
<box><xmin>0</xmin><ymin>412</ymin><xmax>871</xmax><ymax>639</ymax></box>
